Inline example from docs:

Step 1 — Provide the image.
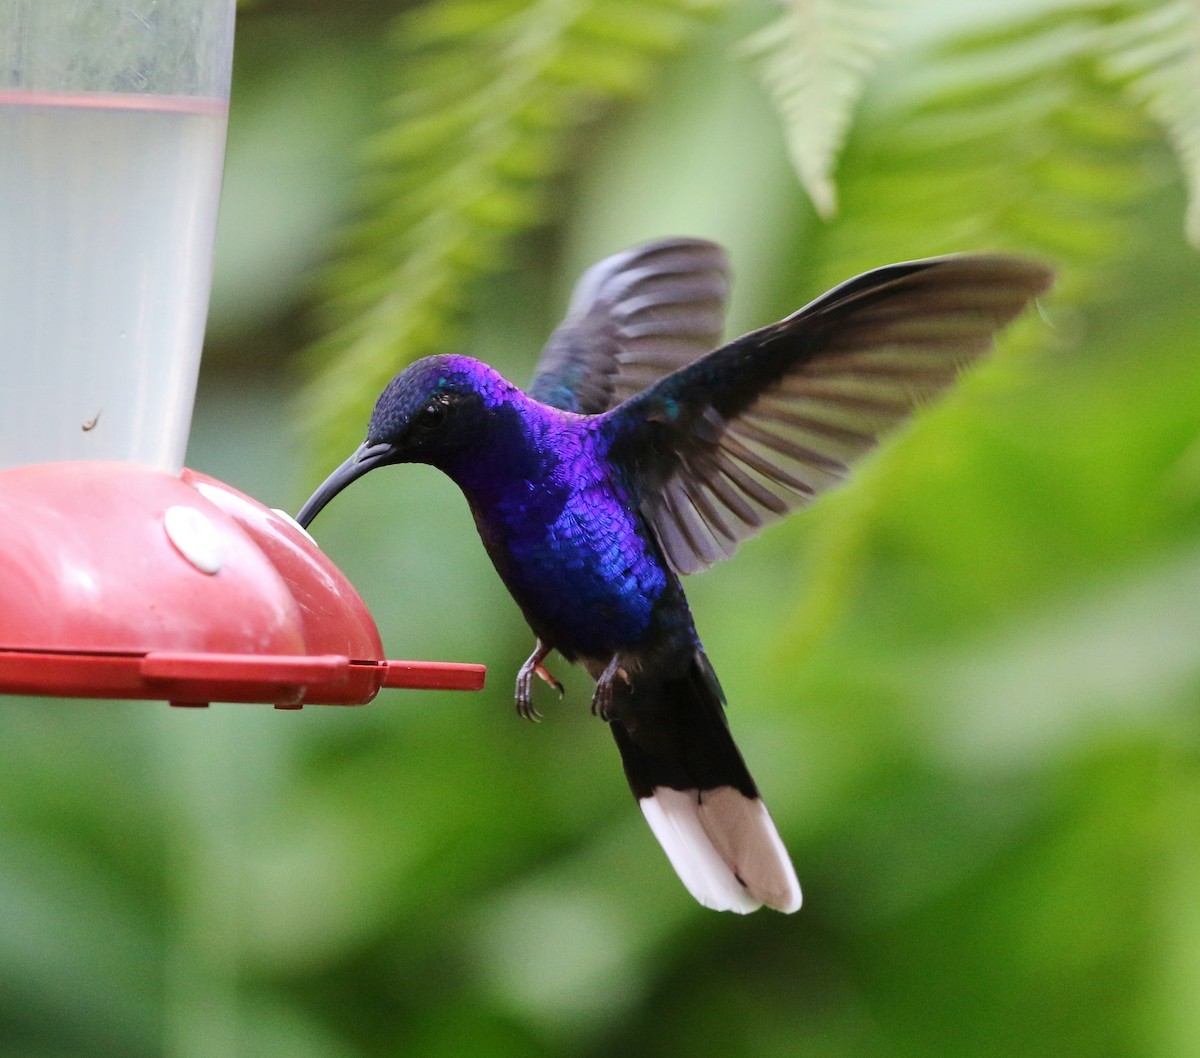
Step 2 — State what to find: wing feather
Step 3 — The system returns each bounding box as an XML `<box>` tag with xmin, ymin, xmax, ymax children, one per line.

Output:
<box><xmin>528</xmin><ymin>238</ymin><xmax>731</xmax><ymax>414</ymax></box>
<box><xmin>606</xmin><ymin>253</ymin><xmax>1054</xmax><ymax>575</ymax></box>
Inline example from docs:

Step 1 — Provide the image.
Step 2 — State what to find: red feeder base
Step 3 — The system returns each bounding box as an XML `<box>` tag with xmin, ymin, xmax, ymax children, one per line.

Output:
<box><xmin>0</xmin><ymin>461</ymin><xmax>485</xmax><ymax>708</ymax></box>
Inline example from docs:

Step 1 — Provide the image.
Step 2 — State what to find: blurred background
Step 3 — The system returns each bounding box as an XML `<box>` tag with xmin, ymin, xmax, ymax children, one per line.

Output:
<box><xmin>4</xmin><ymin>0</ymin><xmax>1200</xmax><ymax>1054</ymax></box>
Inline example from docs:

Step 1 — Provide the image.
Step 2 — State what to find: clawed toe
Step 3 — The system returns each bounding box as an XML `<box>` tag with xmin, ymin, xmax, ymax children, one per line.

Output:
<box><xmin>537</xmin><ymin>662</ymin><xmax>564</xmax><ymax>698</ymax></box>
<box><xmin>516</xmin><ymin>693</ymin><xmax>543</xmax><ymax>723</ymax></box>
<box><xmin>591</xmin><ymin>655</ymin><xmax>630</xmax><ymax>721</ymax></box>
<box><xmin>590</xmin><ymin>687</ymin><xmax>610</xmax><ymax>720</ymax></box>
<box><xmin>515</xmin><ymin>638</ymin><xmax>558</xmax><ymax>722</ymax></box>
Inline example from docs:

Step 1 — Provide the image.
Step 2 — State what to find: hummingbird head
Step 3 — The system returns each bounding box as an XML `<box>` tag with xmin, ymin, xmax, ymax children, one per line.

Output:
<box><xmin>296</xmin><ymin>354</ymin><xmax>517</xmax><ymax>529</ymax></box>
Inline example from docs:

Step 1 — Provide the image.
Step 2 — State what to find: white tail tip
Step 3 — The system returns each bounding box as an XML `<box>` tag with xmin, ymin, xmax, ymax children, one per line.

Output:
<box><xmin>639</xmin><ymin>786</ymin><xmax>802</xmax><ymax>914</ymax></box>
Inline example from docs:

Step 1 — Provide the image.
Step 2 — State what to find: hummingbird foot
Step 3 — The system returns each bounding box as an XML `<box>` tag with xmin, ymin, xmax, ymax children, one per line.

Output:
<box><xmin>591</xmin><ymin>654</ymin><xmax>631</xmax><ymax>721</ymax></box>
<box><xmin>515</xmin><ymin>638</ymin><xmax>562</xmax><ymax>722</ymax></box>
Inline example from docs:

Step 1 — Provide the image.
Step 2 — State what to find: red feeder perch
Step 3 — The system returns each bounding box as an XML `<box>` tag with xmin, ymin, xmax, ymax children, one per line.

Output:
<box><xmin>0</xmin><ymin>3</ymin><xmax>484</xmax><ymax>708</ymax></box>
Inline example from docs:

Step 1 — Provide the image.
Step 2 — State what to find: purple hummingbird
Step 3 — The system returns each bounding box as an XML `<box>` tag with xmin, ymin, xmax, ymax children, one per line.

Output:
<box><xmin>297</xmin><ymin>239</ymin><xmax>1052</xmax><ymax>913</ymax></box>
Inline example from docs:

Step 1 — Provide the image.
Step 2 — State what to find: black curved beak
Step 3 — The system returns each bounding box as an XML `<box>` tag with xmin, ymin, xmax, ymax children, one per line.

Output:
<box><xmin>296</xmin><ymin>441</ymin><xmax>395</xmax><ymax>529</ymax></box>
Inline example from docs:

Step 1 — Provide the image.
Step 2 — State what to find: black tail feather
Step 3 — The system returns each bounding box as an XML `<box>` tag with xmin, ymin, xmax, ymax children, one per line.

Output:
<box><xmin>607</xmin><ymin>649</ymin><xmax>800</xmax><ymax>914</ymax></box>
<box><xmin>608</xmin><ymin>649</ymin><xmax>757</xmax><ymax>799</ymax></box>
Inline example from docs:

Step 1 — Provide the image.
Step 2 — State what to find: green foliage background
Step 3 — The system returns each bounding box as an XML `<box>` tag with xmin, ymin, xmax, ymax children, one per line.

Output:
<box><xmin>4</xmin><ymin>0</ymin><xmax>1200</xmax><ymax>1055</ymax></box>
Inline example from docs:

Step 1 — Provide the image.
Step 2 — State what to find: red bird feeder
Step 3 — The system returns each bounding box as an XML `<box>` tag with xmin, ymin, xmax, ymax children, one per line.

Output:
<box><xmin>0</xmin><ymin>2</ymin><xmax>484</xmax><ymax>708</ymax></box>
<box><xmin>0</xmin><ymin>463</ymin><xmax>485</xmax><ymax>708</ymax></box>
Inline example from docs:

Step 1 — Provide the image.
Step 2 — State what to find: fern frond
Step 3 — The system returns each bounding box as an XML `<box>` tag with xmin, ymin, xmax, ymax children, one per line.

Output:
<box><xmin>740</xmin><ymin>0</ymin><xmax>894</xmax><ymax>219</ymax></box>
<box><xmin>306</xmin><ymin>0</ymin><xmax>725</xmax><ymax>453</ymax></box>
<box><xmin>803</xmin><ymin>7</ymin><xmax>1162</xmax><ymax>300</ymax></box>
<box><xmin>1100</xmin><ymin>0</ymin><xmax>1200</xmax><ymax>246</ymax></box>
<box><xmin>782</xmin><ymin>7</ymin><xmax>1170</xmax><ymax>652</ymax></box>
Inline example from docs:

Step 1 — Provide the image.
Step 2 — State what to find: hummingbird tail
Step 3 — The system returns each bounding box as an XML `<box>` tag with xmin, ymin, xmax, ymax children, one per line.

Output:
<box><xmin>608</xmin><ymin>651</ymin><xmax>801</xmax><ymax>914</ymax></box>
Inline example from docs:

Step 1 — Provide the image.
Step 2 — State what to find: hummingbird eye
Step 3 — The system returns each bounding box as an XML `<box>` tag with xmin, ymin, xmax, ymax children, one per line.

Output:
<box><xmin>416</xmin><ymin>396</ymin><xmax>448</xmax><ymax>432</ymax></box>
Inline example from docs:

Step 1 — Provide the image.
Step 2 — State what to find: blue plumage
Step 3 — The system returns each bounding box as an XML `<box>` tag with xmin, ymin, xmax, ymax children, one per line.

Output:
<box><xmin>384</xmin><ymin>355</ymin><xmax>672</xmax><ymax>659</ymax></box>
<box><xmin>298</xmin><ymin>239</ymin><xmax>1053</xmax><ymax>913</ymax></box>
<box><xmin>468</xmin><ymin>410</ymin><xmax>672</xmax><ymax>660</ymax></box>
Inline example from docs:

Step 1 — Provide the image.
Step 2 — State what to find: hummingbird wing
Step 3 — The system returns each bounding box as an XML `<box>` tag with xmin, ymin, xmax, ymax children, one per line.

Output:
<box><xmin>609</xmin><ymin>254</ymin><xmax>1055</xmax><ymax>575</ymax></box>
<box><xmin>528</xmin><ymin>238</ymin><xmax>731</xmax><ymax>414</ymax></box>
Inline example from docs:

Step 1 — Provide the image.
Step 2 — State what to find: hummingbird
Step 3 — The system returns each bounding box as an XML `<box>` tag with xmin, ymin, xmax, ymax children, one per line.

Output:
<box><xmin>297</xmin><ymin>238</ymin><xmax>1052</xmax><ymax>913</ymax></box>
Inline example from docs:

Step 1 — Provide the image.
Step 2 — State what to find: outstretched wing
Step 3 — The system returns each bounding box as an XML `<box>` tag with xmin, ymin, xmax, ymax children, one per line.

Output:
<box><xmin>607</xmin><ymin>254</ymin><xmax>1055</xmax><ymax>575</ymax></box>
<box><xmin>528</xmin><ymin>238</ymin><xmax>731</xmax><ymax>414</ymax></box>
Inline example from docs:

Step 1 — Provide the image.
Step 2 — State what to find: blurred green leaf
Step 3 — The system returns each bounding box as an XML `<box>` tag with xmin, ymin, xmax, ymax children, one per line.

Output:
<box><xmin>1100</xmin><ymin>0</ymin><xmax>1200</xmax><ymax>245</ymax></box>
<box><xmin>306</xmin><ymin>0</ymin><xmax>727</xmax><ymax>454</ymax></box>
<box><xmin>741</xmin><ymin>0</ymin><xmax>896</xmax><ymax>217</ymax></box>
